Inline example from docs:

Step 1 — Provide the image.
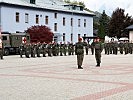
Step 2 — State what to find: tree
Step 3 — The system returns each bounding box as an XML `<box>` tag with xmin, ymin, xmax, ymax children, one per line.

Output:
<box><xmin>97</xmin><ymin>10</ymin><xmax>110</xmax><ymax>38</ymax></box>
<box><xmin>26</xmin><ymin>25</ymin><xmax>54</xmax><ymax>43</ymax></box>
<box><xmin>108</xmin><ymin>8</ymin><xmax>133</xmax><ymax>38</ymax></box>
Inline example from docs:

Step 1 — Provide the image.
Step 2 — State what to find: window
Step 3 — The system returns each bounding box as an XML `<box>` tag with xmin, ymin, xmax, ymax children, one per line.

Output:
<box><xmin>2</xmin><ymin>36</ymin><xmax>7</xmax><ymax>40</ymax></box>
<box><xmin>63</xmin><ymin>17</ymin><xmax>65</xmax><ymax>26</ymax></box>
<box><xmin>78</xmin><ymin>34</ymin><xmax>80</xmax><ymax>39</ymax></box>
<box><xmin>36</xmin><ymin>15</ymin><xmax>39</xmax><ymax>24</ymax></box>
<box><xmin>54</xmin><ymin>23</ymin><xmax>57</xmax><ymax>31</ymax></box>
<box><xmin>16</xmin><ymin>12</ymin><xmax>19</xmax><ymax>22</ymax></box>
<box><xmin>27</xmin><ymin>36</ymin><xmax>30</xmax><ymax>40</ymax></box>
<box><xmin>25</xmin><ymin>13</ymin><xmax>29</xmax><ymax>23</ymax></box>
<box><xmin>45</xmin><ymin>16</ymin><xmax>48</xmax><ymax>24</ymax></box>
<box><xmin>84</xmin><ymin>19</ymin><xmax>86</xmax><ymax>27</ymax></box>
<box><xmin>30</xmin><ymin>0</ymin><xmax>35</xmax><ymax>4</ymax></box>
<box><xmin>71</xmin><ymin>18</ymin><xmax>73</xmax><ymax>26</ymax></box>
<box><xmin>54</xmin><ymin>13</ymin><xmax>57</xmax><ymax>19</ymax></box>
<box><xmin>63</xmin><ymin>33</ymin><xmax>65</xmax><ymax>42</ymax></box>
<box><xmin>78</xmin><ymin>19</ymin><xmax>80</xmax><ymax>27</ymax></box>
<box><xmin>71</xmin><ymin>33</ymin><xmax>73</xmax><ymax>42</ymax></box>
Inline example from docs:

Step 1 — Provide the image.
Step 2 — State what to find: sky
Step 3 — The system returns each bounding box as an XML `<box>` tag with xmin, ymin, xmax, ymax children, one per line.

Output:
<box><xmin>71</xmin><ymin>0</ymin><xmax>133</xmax><ymax>16</ymax></box>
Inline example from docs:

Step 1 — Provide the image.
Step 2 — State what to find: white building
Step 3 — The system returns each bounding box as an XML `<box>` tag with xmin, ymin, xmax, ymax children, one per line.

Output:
<box><xmin>0</xmin><ymin>0</ymin><xmax>94</xmax><ymax>43</ymax></box>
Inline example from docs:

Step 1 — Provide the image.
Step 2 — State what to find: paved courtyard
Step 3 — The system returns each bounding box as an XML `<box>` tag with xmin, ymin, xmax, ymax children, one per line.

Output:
<box><xmin>0</xmin><ymin>53</ymin><xmax>133</xmax><ymax>100</ymax></box>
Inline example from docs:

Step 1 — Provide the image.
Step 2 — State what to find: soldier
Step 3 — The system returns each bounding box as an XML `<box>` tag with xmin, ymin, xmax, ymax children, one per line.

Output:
<box><xmin>25</xmin><ymin>43</ymin><xmax>31</xmax><ymax>58</ymax></box>
<box><xmin>119</xmin><ymin>41</ymin><xmax>124</xmax><ymax>54</ymax></box>
<box><xmin>75</xmin><ymin>38</ymin><xmax>85</xmax><ymax>69</ymax></box>
<box><xmin>42</xmin><ymin>42</ymin><xmax>47</xmax><ymax>57</ymax></box>
<box><xmin>31</xmin><ymin>43</ymin><xmax>36</xmax><ymax>58</ymax></box>
<box><xmin>47</xmin><ymin>42</ymin><xmax>52</xmax><ymax>57</ymax></box>
<box><xmin>0</xmin><ymin>38</ymin><xmax>4</xmax><ymax>60</ymax></box>
<box><xmin>59</xmin><ymin>42</ymin><xmax>63</xmax><ymax>56</ymax></box>
<box><xmin>106</xmin><ymin>41</ymin><xmax>110</xmax><ymax>55</ymax></box>
<box><xmin>113</xmin><ymin>41</ymin><xmax>118</xmax><ymax>55</ymax></box>
<box><xmin>19</xmin><ymin>43</ymin><xmax>25</xmax><ymax>58</ymax></box>
<box><xmin>63</xmin><ymin>42</ymin><xmax>67</xmax><ymax>56</ymax></box>
<box><xmin>68</xmin><ymin>42</ymin><xmax>72</xmax><ymax>55</ymax></box>
<box><xmin>94</xmin><ymin>37</ymin><xmax>103</xmax><ymax>67</ymax></box>
<box><xmin>124</xmin><ymin>41</ymin><xmax>129</xmax><ymax>55</ymax></box>
<box><xmin>129</xmin><ymin>41</ymin><xmax>133</xmax><ymax>54</ymax></box>
<box><xmin>52</xmin><ymin>42</ymin><xmax>57</xmax><ymax>56</ymax></box>
<box><xmin>36</xmin><ymin>42</ymin><xmax>41</xmax><ymax>57</ymax></box>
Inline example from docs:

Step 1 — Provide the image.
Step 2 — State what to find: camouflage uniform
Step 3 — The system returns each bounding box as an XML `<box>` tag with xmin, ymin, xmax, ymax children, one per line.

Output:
<box><xmin>75</xmin><ymin>39</ymin><xmax>85</xmax><ymax>69</ymax></box>
<box><xmin>119</xmin><ymin>41</ymin><xmax>124</xmax><ymax>54</ymax></box>
<box><xmin>42</xmin><ymin>42</ymin><xmax>47</xmax><ymax>57</ymax></box>
<box><xmin>94</xmin><ymin>40</ymin><xmax>103</xmax><ymax>67</ymax></box>
<box><xmin>25</xmin><ymin>43</ymin><xmax>31</xmax><ymax>58</ymax></box>
<box><xmin>19</xmin><ymin>43</ymin><xmax>25</xmax><ymax>58</ymax></box>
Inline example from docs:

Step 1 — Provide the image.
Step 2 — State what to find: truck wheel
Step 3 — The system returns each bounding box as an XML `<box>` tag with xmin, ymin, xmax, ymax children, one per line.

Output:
<box><xmin>4</xmin><ymin>49</ymin><xmax>9</xmax><ymax>56</ymax></box>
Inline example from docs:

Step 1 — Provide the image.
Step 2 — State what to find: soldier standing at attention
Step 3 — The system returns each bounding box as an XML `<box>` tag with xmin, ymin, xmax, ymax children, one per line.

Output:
<box><xmin>94</xmin><ymin>37</ymin><xmax>103</xmax><ymax>67</ymax></box>
<box><xmin>75</xmin><ymin>38</ymin><xmax>84</xmax><ymax>69</ymax></box>
<box><xmin>19</xmin><ymin>43</ymin><xmax>25</xmax><ymax>58</ymax></box>
<box><xmin>0</xmin><ymin>38</ymin><xmax>4</xmax><ymax>60</ymax></box>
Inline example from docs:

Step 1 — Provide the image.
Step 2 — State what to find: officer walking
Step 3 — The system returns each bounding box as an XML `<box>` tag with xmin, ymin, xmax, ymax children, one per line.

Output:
<box><xmin>94</xmin><ymin>37</ymin><xmax>103</xmax><ymax>67</ymax></box>
<box><xmin>75</xmin><ymin>38</ymin><xmax>84</xmax><ymax>69</ymax></box>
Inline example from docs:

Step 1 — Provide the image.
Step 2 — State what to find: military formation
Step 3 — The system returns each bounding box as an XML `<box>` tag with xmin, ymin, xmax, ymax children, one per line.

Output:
<box><xmin>104</xmin><ymin>40</ymin><xmax>133</xmax><ymax>55</ymax></box>
<box><xmin>1</xmin><ymin>37</ymin><xmax>133</xmax><ymax>69</ymax></box>
<box><xmin>18</xmin><ymin>42</ymin><xmax>76</xmax><ymax>58</ymax></box>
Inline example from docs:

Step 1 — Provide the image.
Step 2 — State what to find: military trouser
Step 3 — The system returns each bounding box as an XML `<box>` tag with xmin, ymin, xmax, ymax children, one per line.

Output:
<box><xmin>20</xmin><ymin>50</ymin><xmax>24</xmax><ymax>58</ymax></box>
<box><xmin>42</xmin><ymin>49</ymin><xmax>47</xmax><ymax>57</ymax></box>
<box><xmin>85</xmin><ymin>48</ymin><xmax>89</xmax><ymax>55</ymax></box>
<box><xmin>95</xmin><ymin>51</ymin><xmax>101</xmax><ymax>64</ymax></box>
<box><xmin>119</xmin><ymin>48</ymin><xmax>123</xmax><ymax>54</ymax></box>
<box><xmin>91</xmin><ymin>48</ymin><xmax>94</xmax><ymax>55</ymax></box>
<box><xmin>129</xmin><ymin>48</ymin><xmax>133</xmax><ymax>54</ymax></box>
<box><xmin>25</xmin><ymin>51</ymin><xmax>30</xmax><ymax>58</ymax></box>
<box><xmin>77</xmin><ymin>54</ymin><xmax>84</xmax><ymax>66</ymax></box>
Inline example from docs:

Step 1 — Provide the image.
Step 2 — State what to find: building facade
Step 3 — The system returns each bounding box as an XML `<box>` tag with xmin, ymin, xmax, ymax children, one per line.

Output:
<box><xmin>0</xmin><ymin>0</ymin><xmax>94</xmax><ymax>43</ymax></box>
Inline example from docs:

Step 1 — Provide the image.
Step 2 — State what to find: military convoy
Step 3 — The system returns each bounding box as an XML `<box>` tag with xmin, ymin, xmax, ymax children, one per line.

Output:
<box><xmin>1</xmin><ymin>32</ymin><xmax>30</xmax><ymax>56</ymax></box>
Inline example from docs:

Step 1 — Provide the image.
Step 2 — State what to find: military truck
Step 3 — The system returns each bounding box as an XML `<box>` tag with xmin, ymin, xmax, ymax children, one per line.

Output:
<box><xmin>1</xmin><ymin>32</ymin><xmax>30</xmax><ymax>56</ymax></box>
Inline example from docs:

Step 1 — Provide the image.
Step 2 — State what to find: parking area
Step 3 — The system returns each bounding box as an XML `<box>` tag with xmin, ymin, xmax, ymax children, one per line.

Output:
<box><xmin>0</xmin><ymin>53</ymin><xmax>133</xmax><ymax>100</ymax></box>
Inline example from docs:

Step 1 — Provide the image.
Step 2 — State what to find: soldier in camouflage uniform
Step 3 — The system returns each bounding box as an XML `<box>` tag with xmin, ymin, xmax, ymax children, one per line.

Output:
<box><xmin>75</xmin><ymin>38</ymin><xmax>85</xmax><ymax>69</ymax></box>
<box><xmin>19</xmin><ymin>43</ymin><xmax>25</xmax><ymax>58</ymax></box>
<box><xmin>42</xmin><ymin>42</ymin><xmax>47</xmax><ymax>57</ymax></box>
<box><xmin>113</xmin><ymin>41</ymin><xmax>118</xmax><ymax>55</ymax></box>
<box><xmin>59</xmin><ymin>42</ymin><xmax>63</xmax><ymax>56</ymax></box>
<box><xmin>47</xmin><ymin>42</ymin><xmax>52</xmax><ymax>57</ymax></box>
<box><xmin>129</xmin><ymin>41</ymin><xmax>133</xmax><ymax>54</ymax></box>
<box><xmin>31</xmin><ymin>43</ymin><xmax>36</xmax><ymax>58</ymax></box>
<box><xmin>94</xmin><ymin>38</ymin><xmax>103</xmax><ymax>67</ymax></box>
<box><xmin>25</xmin><ymin>43</ymin><xmax>31</xmax><ymax>58</ymax></box>
<box><xmin>63</xmin><ymin>42</ymin><xmax>67</xmax><ymax>56</ymax></box>
<box><xmin>119</xmin><ymin>41</ymin><xmax>124</xmax><ymax>54</ymax></box>
<box><xmin>124</xmin><ymin>41</ymin><xmax>129</xmax><ymax>55</ymax></box>
<box><xmin>36</xmin><ymin>42</ymin><xmax>41</xmax><ymax>57</ymax></box>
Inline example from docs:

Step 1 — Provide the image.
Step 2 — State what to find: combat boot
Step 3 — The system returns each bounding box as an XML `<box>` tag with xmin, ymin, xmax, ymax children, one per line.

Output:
<box><xmin>78</xmin><ymin>65</ymin><xmax>83</xmax><ymax>69</ymax></box>
<box><xmin>96</xmin><ymin>63</ymin><xmax>100</xmax><ymax>67</ymax></box>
